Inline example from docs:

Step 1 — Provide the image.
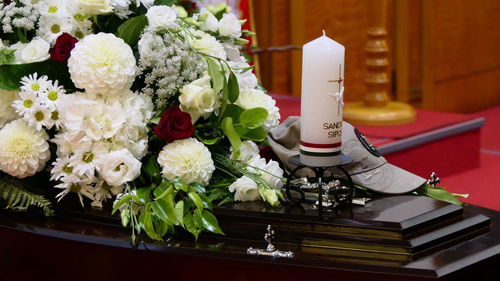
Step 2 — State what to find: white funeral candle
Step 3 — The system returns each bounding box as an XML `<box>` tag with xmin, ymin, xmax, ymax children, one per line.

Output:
<box><xmin>300</xmin><ymin>31</ymin><xmax>345</xmax><ymax>167</ymax></box>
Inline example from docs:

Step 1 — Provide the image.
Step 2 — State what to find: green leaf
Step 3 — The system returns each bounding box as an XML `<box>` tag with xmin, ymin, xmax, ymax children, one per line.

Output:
<box><xmin>143</xmin><ymin>205</ymin><xmax>163</xmax><ymax>240</ymax></box>
<box><xmin>143</xmin><ymin>156</ymin><xmax>160</xmax><ymax>179</ymax></box>
<box><xmin>155</xmin><ymin>219</ymin><xmax>169</xmax><ymax>237</ymax></box>
<box><xmin>0</xmin><ymin>49</ymin><xmax>15</xmax><ymax>65</ymax></box>
<box><xmin>154</xmin><ymin>0</ymin><xmax>176</xmax><ymax>5</ymax></box>
<box><xmin>17</xmin><ymin>29</ymin><xmax>28</xmax><ymax>43</ymax></box>
<box><xmin>239</xmin><ymin>107</ymin><xmax>268</xmax><ymax>129</ymax></box>
<box><xmin>151</xmin><ymin>201</ymin><xmax>169</xmax><ymax>222</ymax></box>
<box><xmin>199</xmin><ymin>193</ymin><xmax>213</xmax><ymax>209</ymax></box>
<box><xmin>238</xmin><ymin>126</ymin><xmax>267</xmax><ymax>141</ymax></box>
<box><xmin>221</xmin><ymin>117</ymin><xmax>242</xmax><ymax>153</ymax></box>
<box><xmin>0</xmin><ymin>61</ymin><xmax>75</xmax><ymax>91</ymax></box>
<box><xmin>220</xmin><ymin>75</ymin><xmax>228</xmax><ymax>117</ymax></box>
<box><xmin>415</xmin><ymin>185</ymin><xmax>465</xmax><ymax>206</ymax></box>
<box><xmin>174</xmin><ymin>200</ymin><xmax>184</xmax><ymax>226</ymax></box>
<box><xmin>112</xmin><ymin>194</ymin><xmax>140</xmax><ymax>214</ymax></box>
<box><xmin>227</xmin><ymin>71</ymin><xmax>239</xmax><ymax>103</ymax></box>
<box><xmin>155</xmin><ymin>198</ymin><xmax>178</xmax><ymax>224</ymax></box>
<box><xmin>220</xmin><ymin>104</ymin><xmax>244</xmax><ymax>123</ymax></box>
<box><xmin>136</xmin><ymin>187</ymin><xmax>151</xmax><ymax>203</ymax></box>
<box><xmin>201</xmin><ymin>210</ymin><xmax>224</xmax><ymax>235</ymax></box>
<box><xmin>188</xmin><ymin>192</ymin><xmax>204</xmax><ymax>210</ymax></box>
<box><xmin>206</xmin><ymin>57</ymin><xmax>224</xmax><ymax>94</ymax></box>
<box><xmin>117</xmin><ymin>15</ymin><xmax>148</xmax><ymax>46</ymax></box>
<box><xmin>184</xmin><ymin>213</ymin><xmax>200</xmax><ymax>240</ymax></box>
<box><xmin>153</xmin><ymin>180</ymin><xmax>172</xmax><ymax>198</ymax></box>
<box><xmin>171</xmin><ymin>178</ymin><xmax>188</xmax><ymax>192</ymax></box>
<box><xmin>190</xmin><ymin>183</ymin><xmax>206</xmax><ymax>194</ymax></box>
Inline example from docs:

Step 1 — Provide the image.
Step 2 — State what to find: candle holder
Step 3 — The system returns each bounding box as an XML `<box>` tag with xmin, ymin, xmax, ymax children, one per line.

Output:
<box><xmin>285</xmin><ymin>154</ymin><xmax>354</xmax><ymax>217</ymax></box>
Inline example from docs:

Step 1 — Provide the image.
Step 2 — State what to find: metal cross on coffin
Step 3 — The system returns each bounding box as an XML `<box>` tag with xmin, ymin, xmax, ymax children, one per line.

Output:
<box><xmin>328</xmin><ymin>64</ymin><xmax>344</xmax><ymax>116</ymax></box>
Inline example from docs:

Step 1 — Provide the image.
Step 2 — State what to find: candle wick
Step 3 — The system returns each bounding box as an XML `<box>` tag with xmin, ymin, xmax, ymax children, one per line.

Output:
<box><xmin>322</xmin><ymin>30</ymin><xmax>326</xmax><ymax>36</ymax></box>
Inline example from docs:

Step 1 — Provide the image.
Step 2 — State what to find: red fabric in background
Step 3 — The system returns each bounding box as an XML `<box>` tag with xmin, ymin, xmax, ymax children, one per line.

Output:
<box><xmin>470</xmin><ymin>106</ymin><xmax>500</xmax><ymax>151</ymax></box>
<box><xmin>355</xmin><ymin>110</ymin><xmax>475</xmax><ymax>139</ymax></box>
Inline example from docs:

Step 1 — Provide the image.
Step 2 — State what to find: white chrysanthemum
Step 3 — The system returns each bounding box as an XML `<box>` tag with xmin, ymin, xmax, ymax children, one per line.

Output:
<box><xmin>68</xmin><ymin>33</ymin><xmax>137</xmax><ymax>97</ymax></box>
<box><xmin>188</xmin><ymin>30</ymin><xmax>226</xmax><ymax>60</ymax></box>
<box><xmin>0</xmin><ymin>89</ymin><xmax>20</xmax><ymax>127</ymax></box>
<box><xmin>235</xmin><ymin>88</ymin><xmax>281</xmax><ymax>130</ymax></box>
<box><xmin>0</xmin><ymin>120</ymin><xmax>50</xmax><ymax>178</ymax></box>
<box><xmin>229</xmin><ymin>176</ymin><xmax>260</xmax><ymax>202</ymax></box>
<box><xmin>158</xmin><ymin>138</ymin><xmax>215</xmax><ymax>185</ymax></box>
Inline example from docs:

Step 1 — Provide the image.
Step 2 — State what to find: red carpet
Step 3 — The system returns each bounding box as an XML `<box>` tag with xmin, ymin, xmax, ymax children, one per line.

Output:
<box><xmin>273</xmin><ymin>94</ymin><xmax>500</xmax><ymax>211</ymax></box>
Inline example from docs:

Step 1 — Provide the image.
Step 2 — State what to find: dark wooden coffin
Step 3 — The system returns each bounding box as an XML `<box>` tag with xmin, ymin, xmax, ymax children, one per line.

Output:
<box><xmin>0</xmin><ymin>195</ymin><xmax>499</xmax><ymax>281</ymax></box>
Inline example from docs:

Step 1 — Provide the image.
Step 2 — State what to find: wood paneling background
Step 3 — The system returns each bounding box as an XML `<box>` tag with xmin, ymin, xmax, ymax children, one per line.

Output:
<box><xmin>252</xmin><ymin>0</ymin><xmax>500</xmax><ymax>113</ymax></box>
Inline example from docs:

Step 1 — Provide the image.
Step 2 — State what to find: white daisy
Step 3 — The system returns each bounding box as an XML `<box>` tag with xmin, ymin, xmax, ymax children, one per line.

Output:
<box><xmin>37</xmin><ymin>14</ymin><xmax>74</xmax><ymax>45</ymax></box>
<box><xmin>39</xmin><ymin>80</ymin><xmax>65</xmax><ymax>109</ymax></box>
<box><xmin>12</xmin><ymin>91</ymin><xmax>38</xmax><ymax>117</ymax></box>
<box><xmin>93</xmin><ymin>176</ymin><xmax>124</xmax><ymax>206</ymax></box>
<box><xmin>50</xmin><ymin>155</ymin><xmax>75</xmax><ymax>181</ymax></box>
<box><xmin>71</xmin><ymin>142</ymin><xmax>108</xmax><ymax>178</ymax></box>
<box><xmin>20</xmin><ymin>73</ymin><xmax>50</xmax><ymax>94</ymax></box>
<box><xmin>25</xmin><ymin>103</ymin><xmax>52</xmax><ymax>131</ymax></box>
<box><xmin>54</xmin><ymin>176</ymin><xmax>95</xmax><ymax>206</ymax></box>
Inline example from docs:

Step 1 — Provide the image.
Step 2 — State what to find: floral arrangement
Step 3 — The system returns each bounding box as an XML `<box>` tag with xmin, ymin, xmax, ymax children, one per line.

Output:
<box><xmin>0</xmin><ymin>0</ymin><xmax>285</xmax><ymax>242</ymax></box>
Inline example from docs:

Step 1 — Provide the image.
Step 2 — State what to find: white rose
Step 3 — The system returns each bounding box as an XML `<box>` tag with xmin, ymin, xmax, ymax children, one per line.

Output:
<box><xmin>98</xmin><ymin>149</ymin><xmax>141</xmax><ymax>186</ymax></box>
<box><xmin>199</xmin><ymin>10</ymin><xmax>219</xmax><ymax>32</ymax></box>
<box><xmin>158</xmin><ymin>138</ymin><xmax>215</xmax><ymax>185</ymax></box>
<box><xmin>218</xmin><ymin>13</ymin><xmax>241</xmax><ymax>38</ymax></box>
<box><xmin>179</xmin><ymin>72</ymin><xmax>218</xmax><ymax>122</ymax></box>
<box><xmin>19</xmin><ymin>39</ymin><xmax>50</xmax><ymax>63</ymax></box>
<box><xmin>229</xmin><ymin>176</ymin><xmax>260</xmax><ymax>202</ymax></box>
<box><xmin>188</xmin><ymin>30</ymin><xmax>226</xmax><ymax>59</ymax></box>
<box><xmin>235</xmin><ymin>88</ymin><xmax>281</xmax><ymax>130</ymax></box>
<box><xmin>73</xmin><ymin>0</ymin><xmax>113</xmax><ymax>16</ymax></box>
<box><xmin>146</xmin><ymin>5</ymin><xmax>178</xmax><ymax>30</ymax></box>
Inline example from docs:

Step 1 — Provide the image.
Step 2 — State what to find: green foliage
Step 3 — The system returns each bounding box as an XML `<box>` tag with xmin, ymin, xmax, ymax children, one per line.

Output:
<box><xmin>113</xmin><ymin>176</ymin><xmax>224</xmax><ymax>242</ymax></box>
<box><xmin>0</xmin><ymin>49</ymin><xmax>15</xmax><ymax>66</ymax></box>
<box><xmin>154</xmin><ymin>0</ymin><xmax>177</xmax><ymax>5</ymax></box>
<box><xmin>117</xmin><ymin>15</ymin><xmax>148</xmax><ymax>46</ymax></box>
<box><xmin>0</xmin><ymin>61</ymin><xmax>76</xmax><ymax>91</ymax></box>
<box><xmin>0</xmin><ymin>174</ymin><xmax>54</xmax><ymax>216</ymax></box>
<box><xmin>227</xmin><ymin>71</ymin><xmax>239</xmax><ymax>103</ymax></box>
<box><xmin>415</xmin><ymin>184</ymin><xmax>467</xmax><ymax>206</ymax></box>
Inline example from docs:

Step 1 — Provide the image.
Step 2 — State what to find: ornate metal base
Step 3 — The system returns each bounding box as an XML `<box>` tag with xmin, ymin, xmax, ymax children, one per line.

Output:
<box><xmin>285</xmin><ymin>154</ymin><xmax>354</xmax><ymax>217</ymax></box>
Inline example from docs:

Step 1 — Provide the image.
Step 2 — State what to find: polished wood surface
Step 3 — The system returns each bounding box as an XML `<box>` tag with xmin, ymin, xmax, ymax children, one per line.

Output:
<box><xmin>1</xmin><ymin>197</ymin><xmax>499</xmax><ymax>281</ymax></box>
<box><xmin>252</xmin><ymin>0</ymin><xmax>500</xmax><ymax>113</ymax></box>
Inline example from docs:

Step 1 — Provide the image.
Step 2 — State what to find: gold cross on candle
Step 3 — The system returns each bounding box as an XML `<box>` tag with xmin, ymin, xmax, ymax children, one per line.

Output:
<box><xmin>327</xmin><ymin>64</ymin><xmax>344</xmax><ymax>116</ymax></box>
<box><xmin>327</xmin><ymin>64</ymin><xmax>343</xmax><ymax>93</ymax></box>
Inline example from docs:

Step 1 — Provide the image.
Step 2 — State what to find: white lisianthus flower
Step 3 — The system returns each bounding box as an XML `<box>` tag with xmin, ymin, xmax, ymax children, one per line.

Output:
<box><xmin>179</xmin><ymin>72</ymin><xmax>218</xmax><ymax>122</ymax></box>
<box><xmin>262</xmin><ymin>160</ymin><xmax>284</xmax><ymax>189</ymax></box>
<box><xmin>68</xmin><ymin>33</ymin><xmax>136</xmax><ymax>97</ymax></box>
<box><xmin>72</xmin><ymin>0</ymin><xmax>113</xmax><ymax>16</ymax></box>
<box><xmin>0</xmin><ymin>120</ymin><xmax>50</xmax><ymax>178</ymax></box>
<box><xmin>0</xmin><ymin>89</ymin><xmax>20</xmax><ymax>127</ymax></box>
<box><xmin>98</xmin><ymin>149</ymin><xmax>141</xmax><ymax>186</ymax></box>
<box><xmin>188</xmin><ymin>30</ymin><xmax>226</xmax><ymax>60</ymax></box>
<box><xmin>158</xmin><ymin>138</ymin><xmax>215</xmax><ymax>185</ymax></box>
<box><xmin>198</xmin><ymin>9</ymin><xmax>219</xmax><ymax>32</ymax></box>
<box><xmin>229</xmin><ymin>59</ymin><xmax>258</xmax><ymax>89</ymax></box>
<box><xmin>231</xmin><ymin>140</ymin><xmax>260</xmax><ymax>164</ymax></box>
<box><xmin>18</xmin><ymin>39</ymin><xmax>50</xmax><ymax>63</ymax></box>
<box><xmin>229</xmin><ymin>176</ymin><xmax>260</xmax><ymax>202</ymax></box>
<box><xmin>218</xmin><ymin>13</ymin><xmax>241</xmax><ymax>38</ymax></box>
<box><xmin>235</xmin><ymin>88</ymin><xmax>280</xmax><ymax>130</ymax></box>
<box><xmin>146</xmin><ymin>5</ymin><xmax>178</xmax><ymax>30</ymax></box>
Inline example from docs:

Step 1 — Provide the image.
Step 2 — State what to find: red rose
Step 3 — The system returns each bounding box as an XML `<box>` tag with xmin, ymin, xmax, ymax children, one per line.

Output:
<box><xmin>154</xmin><ymin>106</ymin><xmax>195</xmax><ymax>143</ymax></box>
<box><xmin>50</xmin><ymin>33</ymin><xmax>78</xmax><ymax>62</ymax></box>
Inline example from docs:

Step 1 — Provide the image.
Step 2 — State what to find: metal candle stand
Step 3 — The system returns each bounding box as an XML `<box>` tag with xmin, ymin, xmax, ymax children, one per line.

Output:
<box><xmin>285</xmin><ymin>154</ymin><xmax>354</xmax><ymax>217</ymax></box>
